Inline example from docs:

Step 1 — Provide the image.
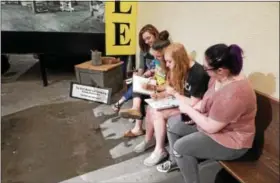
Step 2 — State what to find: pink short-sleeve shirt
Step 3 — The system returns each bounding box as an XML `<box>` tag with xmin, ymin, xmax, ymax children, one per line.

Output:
<box><xmin>197</xmin><ymin>78</ymin><xmax>257</xmax><ymax>149</ymax></box>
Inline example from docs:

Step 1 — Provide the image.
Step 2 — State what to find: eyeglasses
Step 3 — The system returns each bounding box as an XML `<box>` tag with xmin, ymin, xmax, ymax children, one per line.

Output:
<box><xmin>203</xmin><ymin>66</ymin><xmax>215</xmax><ymax>71</ymax></box>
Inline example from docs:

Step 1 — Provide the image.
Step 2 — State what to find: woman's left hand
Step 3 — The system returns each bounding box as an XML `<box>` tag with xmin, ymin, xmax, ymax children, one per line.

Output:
<box><xmin>143</xmin><ymin>70</ymin><xmax>152</xmax><ymax>77</ymax></box>
<box><xmin>178</xmin><ymin>102</ymin><xmax>190</xmax><ymax>114</ymax></box>
<box><xmin>165</xmin><ymin>85</ymin><xmax>177</xmax><ymax>96</ymax></box>
<box><xmin>150</xmin><ymin>92</ymin><xmax>158</xmax><ymax>100</ymax></box>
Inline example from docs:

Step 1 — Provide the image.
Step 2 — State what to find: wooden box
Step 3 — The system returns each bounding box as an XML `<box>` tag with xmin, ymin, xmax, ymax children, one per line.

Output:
<box><xmin>75</xmin><ymin>61</ymin><xmax>123</xmax><ymax>94</ymax></box>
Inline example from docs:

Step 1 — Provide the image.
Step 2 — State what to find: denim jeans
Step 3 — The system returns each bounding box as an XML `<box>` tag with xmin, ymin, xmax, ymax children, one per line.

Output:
<box><xmin>123</xmin><ymin>85</ymin><xmax>133</xmax><ymax>101</ymax></box>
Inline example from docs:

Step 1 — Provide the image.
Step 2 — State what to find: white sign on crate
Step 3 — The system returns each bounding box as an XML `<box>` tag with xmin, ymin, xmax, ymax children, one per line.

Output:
<box><xmin>70</xmin><ymin>82</ymin><xmax>111</xmax><ymax>104</ymax></box>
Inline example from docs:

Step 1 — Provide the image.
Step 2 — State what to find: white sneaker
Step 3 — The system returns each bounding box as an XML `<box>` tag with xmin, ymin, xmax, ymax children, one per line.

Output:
<box><xmin>133</xmin><ymin>139</ymin><xmax>156</xmax><ymax>153</ymax></box>
<box><xmin>143</xmin><ymin>151</ymin><xmax>168</xmax><ymax>167</ymax></box>
<box><xmin>128</xmin><ymin>118</ymin><xmax>135</xmax><ymax>123</ymax></box>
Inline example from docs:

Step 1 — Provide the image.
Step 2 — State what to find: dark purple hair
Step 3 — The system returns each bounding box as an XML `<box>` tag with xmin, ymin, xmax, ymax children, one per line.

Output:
<box><xmin>205</xmin><ymin>43</ymin><xmax>244</xmax><ymax>75</ymax></box>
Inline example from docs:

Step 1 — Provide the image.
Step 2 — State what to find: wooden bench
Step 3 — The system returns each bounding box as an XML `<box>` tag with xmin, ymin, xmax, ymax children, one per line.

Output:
<box><xmin>219</xmin><ymin>90</ymin><xmax>279</xmax><ymax>183</ymax></box>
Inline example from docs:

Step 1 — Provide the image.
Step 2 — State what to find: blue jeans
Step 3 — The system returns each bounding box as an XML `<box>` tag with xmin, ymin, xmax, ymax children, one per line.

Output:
<box><xmin>123</xmin><ymin>85</ymin><xmax>133</xmax><ymax>101</ymax></box>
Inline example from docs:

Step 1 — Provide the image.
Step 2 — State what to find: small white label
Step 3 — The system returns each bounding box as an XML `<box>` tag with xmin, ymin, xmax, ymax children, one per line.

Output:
<box><xmin>71</xmin><ymin>83</ymin><xmax>110</xmax><ymax>104</ymax></box>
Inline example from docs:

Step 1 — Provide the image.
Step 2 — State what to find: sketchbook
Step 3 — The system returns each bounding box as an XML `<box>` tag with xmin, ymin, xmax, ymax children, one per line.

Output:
<box><xmin>132</xmin><ymin>75</ymin><xmax>157</xmax><ymax>95</ymax></box>
<box><xmin>145</xmin><ymin>96</ymin><xmax>180</xmax><ymax>110</ymax></box>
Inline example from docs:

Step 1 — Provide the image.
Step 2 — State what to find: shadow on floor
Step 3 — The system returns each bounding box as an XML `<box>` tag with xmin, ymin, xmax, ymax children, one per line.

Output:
<box><xmin>1</xmin><ymin>101</ymin><xmax>139</xmax><ymax>183</ymax></box>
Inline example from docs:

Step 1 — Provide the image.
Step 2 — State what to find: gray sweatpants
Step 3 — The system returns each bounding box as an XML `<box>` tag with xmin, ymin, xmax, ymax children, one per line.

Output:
<box><xmin>167</xmin><ymin>115</ymin><xmax>249</xmax><ymax>183</ymax></box>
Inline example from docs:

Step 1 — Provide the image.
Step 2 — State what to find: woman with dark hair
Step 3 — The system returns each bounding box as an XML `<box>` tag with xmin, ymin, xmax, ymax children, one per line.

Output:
<box><xmin>112</xmin><ymin>24</ymin><xmax>170</xmax><ymax>137</ymax></box>
<box><xmin>146</xmin><ymin>31</ymin><xmax>170</xmax><ymax>89</ymax></box>
<box><xmin>157</xmin><ymin>44</ymin><xmax>257</xmax><ymax>183</ymax></box>
<box><xmin>119</xmin><ymin>29</ymin><xmax>171</xmax><ymax>138</ymax></box>
<box><xmin>111</xmin><ymin>24</ymin><xmax>160</xmax><ymax>113</ymax></box>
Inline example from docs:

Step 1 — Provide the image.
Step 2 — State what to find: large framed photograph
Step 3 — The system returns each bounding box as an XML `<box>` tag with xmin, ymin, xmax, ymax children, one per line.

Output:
<box><xmin>1</xmin><ymin>0</ymin><xmax>105</xmax><ymax>33</ymax></box>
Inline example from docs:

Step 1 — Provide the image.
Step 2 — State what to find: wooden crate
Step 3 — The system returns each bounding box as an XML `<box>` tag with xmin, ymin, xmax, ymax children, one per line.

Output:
<box><xmin>75</xmin><ymin>61</ymin><xmax>123</xmax><ymax>94</ymax></box>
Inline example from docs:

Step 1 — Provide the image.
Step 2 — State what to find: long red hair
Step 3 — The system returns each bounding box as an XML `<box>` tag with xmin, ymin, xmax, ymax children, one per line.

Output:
<box><xmin>164</xmin><ymin>43</ymin><xmax>190</xmax><ymax>94</ymax></box>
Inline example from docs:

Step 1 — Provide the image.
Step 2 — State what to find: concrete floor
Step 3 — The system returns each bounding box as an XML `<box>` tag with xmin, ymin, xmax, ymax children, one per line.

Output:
<box><xmin>1</xmin><ymin>55</ymin><xmax>231</xmax><ymax>183</ymax></box>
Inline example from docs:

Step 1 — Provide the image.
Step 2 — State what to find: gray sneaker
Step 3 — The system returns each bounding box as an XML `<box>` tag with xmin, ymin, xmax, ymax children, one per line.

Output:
<box><xmin>133</xmin><ymin>139</ymin><xmax>156</xmax><ymax>153</ymax></box>
<box><xmin>157</xmin><ymin>160</ymin><xmax>179</xmax><ymax>173</ymax></box>
<box><xmin>143</xmin><ymin>151</ymin><xmax>168</xmax><ymax>167</ymax></box>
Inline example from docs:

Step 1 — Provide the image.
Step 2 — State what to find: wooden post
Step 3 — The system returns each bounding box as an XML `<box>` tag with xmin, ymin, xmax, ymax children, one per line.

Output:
<box><xmin>38</xmin><ymin>54</ymin><xmax>48</xmax><ymax>87</ymax></box>
<box><xmin>31</xmin><ymin>1</ymin><xmax>37</xmax><ymax>14</ymax></box>
<box><xmin>89</xmin><ymin>1</ymin><xmax>94</xmax><ymax>17</ymax></box>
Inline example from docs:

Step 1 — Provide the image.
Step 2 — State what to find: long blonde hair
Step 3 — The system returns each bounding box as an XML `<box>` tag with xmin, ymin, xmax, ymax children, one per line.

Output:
<box><xmin>164</xmin><ymin>43</ymin><xmax>190</xmax><ymax>94</ymax></box>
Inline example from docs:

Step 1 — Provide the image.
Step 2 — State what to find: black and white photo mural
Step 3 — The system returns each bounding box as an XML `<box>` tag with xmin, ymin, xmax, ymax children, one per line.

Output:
<box><xmin>1</xmin><ymin>0</ymin><xmax>105</xmax><ymax>33</ymax></box>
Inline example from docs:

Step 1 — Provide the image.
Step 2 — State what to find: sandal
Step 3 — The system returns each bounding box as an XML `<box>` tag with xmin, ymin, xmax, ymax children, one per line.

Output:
<box><xmin>123</xmin><ymin>129</ymin><xmax>145</xmax><ymax>138</ymax></box>
<box><xmin>111</xmin><ymin>102</ymin><xmax>123</xmax><ymax>112</ymax></box>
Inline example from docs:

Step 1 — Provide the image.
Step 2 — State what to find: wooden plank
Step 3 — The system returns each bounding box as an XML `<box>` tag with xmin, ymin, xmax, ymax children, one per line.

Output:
<box><xmin>219</xmin><ymin>161</ymin><xmax>279</xmax><ymax>183</ymax></box>
<box><xmin>219</xmin><ymin>91</ymin><xmax>279</xmax><ymax>183</ymax></box>
<box><xmin>75</xmin><ymin>61</ymin><xmax>123</xmax><ymax>72</ymax></box>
